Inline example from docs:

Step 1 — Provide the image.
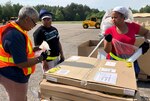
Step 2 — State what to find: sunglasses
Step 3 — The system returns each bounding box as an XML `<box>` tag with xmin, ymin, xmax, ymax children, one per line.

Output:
<box><xmin>30</xmin><ymin>18</ymin><xmax>36</xmax><ymax>26</ymax></box>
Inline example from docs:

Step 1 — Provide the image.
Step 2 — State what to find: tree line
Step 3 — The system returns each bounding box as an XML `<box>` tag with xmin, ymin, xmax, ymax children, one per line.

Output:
<box><xmin>0</xmin><ymin>1</ymin><xmax>150</xmax><ymax>22</ymax></box>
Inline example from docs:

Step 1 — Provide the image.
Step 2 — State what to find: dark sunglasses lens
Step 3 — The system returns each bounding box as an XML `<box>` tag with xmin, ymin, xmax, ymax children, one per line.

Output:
<box><xmin>31</xmin><ymin>18</ymin><xmax>36</xmax><ymax>25</ymax></box>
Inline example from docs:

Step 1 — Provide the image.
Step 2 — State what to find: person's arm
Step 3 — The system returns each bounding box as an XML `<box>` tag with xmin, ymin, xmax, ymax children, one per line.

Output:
<box><xmin>16</xmin><ymin>57</ymin><xmax>42</xmax><ymax>68</ymax></box>
<box><xmin>103</xmin><ymin>29</ymin><xmax>113</xmax><ymax>53</ymax></box>
<box><xmin>3</xmin><ymin>29</ymin><xmax>46</xmax><ymax>69</ymax></box>
<box><xmin>16</xmin><ymin>50</ymin><xmax>48</xmax><ymax>68</ymax></box>
<box><xmin>42</xmin><ymin>60</ymin><xmax>49</xmax><ymax>71</ymax></box>
<box><xmin>104</xmin><ymin>40</ymin><xmax>112</xmax><ymax>53</ymax></box>
<box><xmin>33</xmin><ymin>46</ymin><xmax>41</xmax><ymax>52</ymax></box>
<box><xmin>59</xmin><ymin>41</ymin><xmax>65</xmax><ymax>61</ymax></box>
<box><xmin>138</xmin><ymin>26</ymin><xmax>150</xmax><ymax>41</ymax></box>
<box><xmin>55</xmin><ymin>28</ymin><xmax>65</xmax><ymax>62</ymax></box>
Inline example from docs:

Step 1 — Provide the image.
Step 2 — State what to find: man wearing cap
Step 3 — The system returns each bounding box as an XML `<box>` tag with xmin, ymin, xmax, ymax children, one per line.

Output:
<box><xmin>103</xmin><ymin>6</ymin><xmax>150</xmax><ymax>77</ymax></box>
<box><xmin>33</xmin><ymin>9</ymin><xmax>65</xmax><ymax>71</ymax></box>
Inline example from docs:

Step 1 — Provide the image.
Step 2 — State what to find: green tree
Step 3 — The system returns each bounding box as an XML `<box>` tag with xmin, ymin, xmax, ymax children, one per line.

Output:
<box><xmin>140</xmin><ymin>5</ymin><xmax>150</xmax><ymax>13</ymax></box>
<box><xmin>129</xmin><ymin>7</ymin><xmax>139</xmax><ymax>13</ymax></box>
<box><xmin>0</xmin><ymin>5</ymin><xmax>2</xmax><ymax>21</ymax></box>
<box><xmin>55</xmin><ymin>8</ymin><xmax>64</xmax><ymax>21</ymax></box>
<box><xmin>2</xmin><ymin>2</ymin><xmax>148</xmax><ymax>21</ymax></box>
<box><xmin>13</xmin><ymin>3</ymin><xmax>23</xmax><ymax>17</ymax></box>
<box><xmin>74</xmin><ymin>13</ymin><xmax>80</xmax><ymax>21</ymax></box>
<box><xmin>2</xmin><ymin>1</ymin><xmax>14</xmax><ymax>20</ymax></box>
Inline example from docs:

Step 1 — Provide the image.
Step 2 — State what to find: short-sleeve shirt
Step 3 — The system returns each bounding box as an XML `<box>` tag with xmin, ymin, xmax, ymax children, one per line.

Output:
<box><xmin>0</xmin><ymin>27</ymin><xmax>30</xmax><ymax>83</ymax></box>
<box><xmin>105</xmin><ymin>22</ymin><xmax>140</xmax><ymax>54</ymax></box>
<box><xmin>33</xmin><ymin>26</ymin><xmax>60</xmax><ymax>57</ymax></box>
<box><xmin>105</xmin><ymin>22</ymin><xmax>140</xmax><ymax>45</ymax></box>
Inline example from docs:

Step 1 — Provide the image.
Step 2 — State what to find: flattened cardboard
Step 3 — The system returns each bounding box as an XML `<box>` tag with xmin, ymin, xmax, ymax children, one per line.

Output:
<box><xmin>40</xmin><ymin>79</ymin><xmax>139</xmax><ymax>101</ymax></box>
<box><xmin>86</xmin><ymin>60</ymin><xmax>137</xmax><ymax>96</ymax></box>
<box><xmin>44</xmin><ymin>56</ymin><xmax>99</xmax><ymax>89</ymax></box>
<box><xmin>49</xmin><ymin>96</ymin><xmax>72</xmax><ymax>101</ymax></box>
<box><xmin>44</xmin><ymin>56</ymin><xmax>137</xmax><ymax>96</ymax></box>
<box><xmin>134</xmin><ymin>36</ymin><xmax>150</xmax><ymax>75</ymax></box>
<box><xmin>138</xmin><ymin>70</ymin><xmax>150</xmax><ymax>81</ymax></box>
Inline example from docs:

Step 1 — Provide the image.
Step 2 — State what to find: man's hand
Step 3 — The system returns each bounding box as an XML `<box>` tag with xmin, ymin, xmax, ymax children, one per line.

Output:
<box><xmin>38</xmin><ymin>50</ymin><xmax>50</xmax><ymax>61</ymax></box>
<box><xmin>59</xmin><ymin>58</ymin><xmax>64</xmax><ymax>63</ymax></box>
<box><xmin>139</xmin><ymin>42</ymin><xmax>149</xmax><ymax>54</ymax></box>
<box><xmin>43</xmin><ymin>60</ymin><xmax>49</xmax><ymax>72</ymax></box>
<box><xmin>105</xmin><ymin>34</ymin><xmax>112</xmax><ymax>42</ymax></box>
<box><xmin>58</xmin><ymin>56</ymin><xmax>65</xmax><ymax>64</ymax></box>
<box><xmin>33</xmin><ymin>46</ymin><xmax>41</xmax><ymax>52</ymax></box>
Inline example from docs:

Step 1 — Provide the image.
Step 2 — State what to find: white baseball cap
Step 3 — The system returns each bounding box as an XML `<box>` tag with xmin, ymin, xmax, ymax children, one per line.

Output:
<box><xmin>41</xmin><ymin>14</ymin><xmax>52</xmax><ymax>20</ymax></box>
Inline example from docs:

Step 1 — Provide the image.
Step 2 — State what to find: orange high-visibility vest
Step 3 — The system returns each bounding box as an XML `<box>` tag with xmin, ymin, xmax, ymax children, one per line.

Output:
<box><xmin>0</xmin><ymin>21</ymin><xmax>35</xmax><ymax>76</ymax></box>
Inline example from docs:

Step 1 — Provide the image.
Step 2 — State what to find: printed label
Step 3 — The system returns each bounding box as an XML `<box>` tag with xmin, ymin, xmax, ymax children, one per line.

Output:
<box><xmin>124</xmin><ymin>89</ymin><xmax>135</xmax><ymax>96</ymax></box>
<box><xmin>100</xmin><ymin>68</ymin><xmax>116</xmax><ymax>73</ymax></box>
<box><xmin>46</xmin><ymin>76</ymin><xmax>57</xmax><ymax>82</ymax></box>
<box><xmin>105</xmin><ymin>61</ymin><xmax>116</xmax><ymax>66</ymax></box>
<box><xmin>56</xmin><ymin>69</ymin><xmax>70</xmax><ymax>75</ymax></box>
<box><xmin>94</xmin><ymin>72</ymin><xmax>117</xmax><ymax>85</ymax></box>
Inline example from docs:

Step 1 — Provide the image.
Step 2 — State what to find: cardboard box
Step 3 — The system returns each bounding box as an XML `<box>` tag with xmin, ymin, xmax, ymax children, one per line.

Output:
<box><xmin>78</xmin><ymin>39</ymin><xmax>107</xmax><ymax>59</ymax></box>
<box><xmin>77</xmin><ymin>37</ymin><xmax>150</xmax><ymax>76</ymax></box>
<box><xmin>49</xmin><ymin>96</ymin><xmax>71</xmax><ymax>101</ymax></box>
<box><xmin>40</xmin><ymin>79</ymin><xmax>140</xmax><ymax>101</ymax></box>
<box><xmin>134</xmin><ymin>36</ymin><xmax>150</xmax><ymax>75</ymax></box>
<box><xmin>137</xmin><ymin>70</ymin><xmax>150</xmax><ymax>81</ymax></box>
<box><xmin>41</xmin><ymin>96</ymin><xmax>71</xmax><ymax>101</ymax></box>
<box><xmin>44</xmin><ymin>56</ymin><xmax>137</xmax><ymax>96</ymax></box>
<box><xmin>78</xmin><ymin>40</ymin><xmax>100</xmax><ymax>58</ymax></box>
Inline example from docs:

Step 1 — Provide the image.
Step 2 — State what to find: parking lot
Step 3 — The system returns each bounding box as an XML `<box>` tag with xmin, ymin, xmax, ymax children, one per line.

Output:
<box><xmin>0</xmin><ymin>23</ymin><xmax>150</xmax><ymax>101</ymax></box>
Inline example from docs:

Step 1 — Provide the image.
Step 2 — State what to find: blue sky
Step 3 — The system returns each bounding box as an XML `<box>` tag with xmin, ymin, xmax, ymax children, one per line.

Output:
<box><xmin>1</xmin><ymin>0</ymin><xmax>150</xmax><ymax>11</ymax></box>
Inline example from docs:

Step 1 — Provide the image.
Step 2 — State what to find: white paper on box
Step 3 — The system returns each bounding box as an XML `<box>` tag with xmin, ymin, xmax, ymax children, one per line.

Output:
<box><xmin>56</xmin><ymin>69</ymin><xmax>70</xmax><ymax>75</ymax></box>
<box><xmin>105</xmin><ymin>61</ymin><xmax>116</xmax><ymax>67</ymax></box>
<box><xmin>124</xmin><ymin>89</ymin><xmax>135</xmax><ymax>96</ymax></box>
<box><xmin>46</xmin><ymin>76</ymin><xmax>57</xmax><ymax>82</ymax></box>
<box><xmin>100</xmin><ymin>68</ymin><xmax>116</xmax><ymax>73</ymax></box>
<box><xmin>94</xmin><ymin>72</ymin><xmax>117</xmax><ymax>85</ymax></box>
<box><xmin>68</xmin><ymin>56</ymin><xmax>80</xmax><ymax>61</ymax></box>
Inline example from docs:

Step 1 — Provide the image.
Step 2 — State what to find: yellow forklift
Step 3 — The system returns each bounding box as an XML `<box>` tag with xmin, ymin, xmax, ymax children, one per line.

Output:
<box><xmin>82</xmin><ymin>17</ymin><xmax>101</xmax><ymax>29</ymax></box>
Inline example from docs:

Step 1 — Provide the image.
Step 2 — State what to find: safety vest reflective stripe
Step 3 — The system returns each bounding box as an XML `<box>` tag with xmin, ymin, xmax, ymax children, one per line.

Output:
<box><xmin>109</xmin><ymin>52</ymin><xmax>126</xmax><ymax>61</ymax></box>
<box><xmin>11</xmin><ymin>22</ymin><xmax>36</xmax><ymax>75</ymax></box>
<box><xmin>26</xmin><ymin>67</ymin><xmax>32</xmax><ymax>75</ymax></box>
<box><xmin>10</xmin><ymin>22</ymin><xmax>35</xmax><ymax>75</ymax></box>
<box><xmin>0</xmin><ymin>56</ymin><xmax>14</xmax><ymax>63</ymax></box>
<box><xmin>10</xmin><ymin>22</ymin><xmax>26</xmax><ymax>34</ymax></box>
<box><xmin>10</xmin><ymin>22</ymin><xmax>33</xmax><ymax>54</ymax></box>
<box><xmin>46</xmin><ymin>56</ymin><xmax>58</xmax><ymax>60</ymax></box>
<box><xmin>28</xmin><ymin>40</ymin><xmax>32</xmax><ymax>54</ymax></box>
